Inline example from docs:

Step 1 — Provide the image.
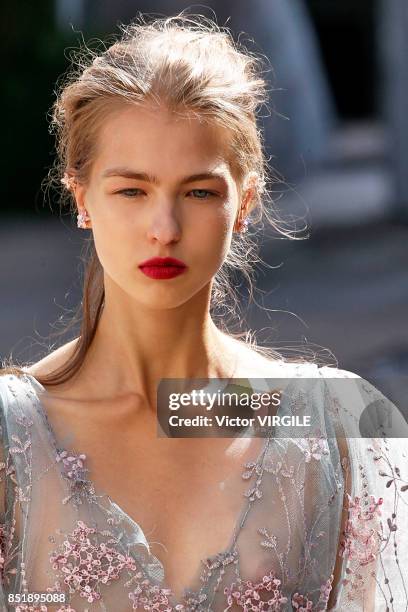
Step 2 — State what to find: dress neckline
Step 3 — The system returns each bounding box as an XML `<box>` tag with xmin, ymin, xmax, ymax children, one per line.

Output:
<box><xmin>16</xmin><ymin>369</ymin><xmax>272</xmax><ymax>607</ymax></box>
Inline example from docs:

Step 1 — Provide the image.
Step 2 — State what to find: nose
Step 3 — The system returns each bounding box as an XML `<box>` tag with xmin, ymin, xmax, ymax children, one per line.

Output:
<box><xmin>146</xmin><ymin>204</ymin><xmax>181</xmax><ymax>245</ymax></box>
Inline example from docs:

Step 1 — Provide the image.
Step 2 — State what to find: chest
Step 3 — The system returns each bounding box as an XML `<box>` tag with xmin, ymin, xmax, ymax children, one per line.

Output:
<box><xmin>44</xmin><ymin>397</ymin><xmax>265</xmax><ymax>600</ymax></box>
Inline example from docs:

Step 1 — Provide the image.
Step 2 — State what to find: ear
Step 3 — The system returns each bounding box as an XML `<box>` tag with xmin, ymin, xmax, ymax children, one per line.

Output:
<box><xmin>71</xmin><ymin>181</ymin><xmax>92</xmax><ymax>228</ymax></box>
<box><xmin>241</xmin><ymin>171</ymin><xmax>259</xmax><ymax>215</ymax></box>
<box><xmin>72</xmin><ymin>182</ymin><xmax>87</xmax><ymax>213</ymax></box>
<box><xmin>61</xmin><ymin>171</ymin><xmax>88</xmax><ymax>213</ymax></box>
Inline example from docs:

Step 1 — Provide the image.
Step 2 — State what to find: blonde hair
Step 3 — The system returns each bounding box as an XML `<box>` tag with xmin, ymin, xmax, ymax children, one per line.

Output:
<box><xmin>2</xmin><ymin>12</ymin><xmax>335</xmax><ymax>385</ymax></box>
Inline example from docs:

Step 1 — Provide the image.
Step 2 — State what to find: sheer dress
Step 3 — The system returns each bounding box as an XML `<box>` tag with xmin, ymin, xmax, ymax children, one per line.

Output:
<box><xmin>0</xmin><ymin>363</ymin><xmax>407</xmax><ymax>611</ymax></box>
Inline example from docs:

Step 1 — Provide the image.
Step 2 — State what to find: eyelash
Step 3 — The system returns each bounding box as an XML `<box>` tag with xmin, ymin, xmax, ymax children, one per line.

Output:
<box><xmin>115</xmin><ymin>188</ymin><xmax>218</xmax><ymax>200</ymax></box>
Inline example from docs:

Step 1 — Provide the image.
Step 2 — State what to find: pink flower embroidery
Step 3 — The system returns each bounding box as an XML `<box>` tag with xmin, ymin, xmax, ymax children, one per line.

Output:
<box><xmin>128</xmin><ymin>578</ymin><xmax>175</xmax><ymax>611</ymax></box>
<box><xmin>291</xmin><ymin>591</ymin><xmax>314</xmax><ymax>610</ymax></box>
<box><xmin>318</xmin><ymin>573</ymin><xmax>334</xmax><ymax>605</ymax></box>
<box><xmin>49</xmin><ymin>520</ymin><xmax>139</xmax><ymax>603</ymax></box>
<box><xmin>291</xmin><ymin>573</ymin><xmax>334</xmax><ymax>610</ymax></box>
<box><xmin>55</xmin><ymin>450</ymin><xmax>87</xmax><ymax>480</ymax></box>
<box><xmin>339</xmin><ymin>494</ymin><xmax>383</xmax><ymax>566</ymax></box>
<box><xmin>48</xmin><ymin>520</ymin><xmax>181</xmax><ymax>610</ymax></box>
<box><xmin>43</xmin><ymin>518</ymin><xmax>336</xmax><ymax>611</ymax></box>
<box><xmin>55</xmin><ymin>450</ymin><xmax>98</xmax><ymax>507</ymax></box>
<box><xmin>223</xmin><ymin>570</ymin><xmax>288</xmax><ymax>610</ymax></box>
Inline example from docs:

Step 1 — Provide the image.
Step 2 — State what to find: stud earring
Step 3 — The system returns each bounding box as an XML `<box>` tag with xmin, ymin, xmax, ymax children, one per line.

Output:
<box><xmin>77</xmin><ymin>209</ymin><xmax>91</xmax><ymax>229</ymax></box>
<box><xmin>61</xmin><ymin>172</ymin><xmax>76</xmax><ymax>191</ymax></box>
<box><xmin>240</xmin><ymin>217</ymin><xmax>249</xmax><ymax>233</ymax></box>
<box><xmin>235</xmin><ymin>215</ymin><xmax>249</xmax><ymax>233</ymax></box>
<box><xmin>60</xmin><ymin>173</ymin><xmax>90</xmax><ymax>229</ymax></box>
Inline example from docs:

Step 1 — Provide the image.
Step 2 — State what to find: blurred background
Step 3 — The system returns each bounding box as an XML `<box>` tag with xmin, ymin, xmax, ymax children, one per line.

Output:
<box><xmin>1</xmin><ymin>0</ymin><xmax>407</xmax><ymax>412</ymax></box>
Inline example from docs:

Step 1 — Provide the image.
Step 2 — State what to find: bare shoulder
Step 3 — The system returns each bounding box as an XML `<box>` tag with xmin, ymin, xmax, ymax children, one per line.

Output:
<box><xmin>228</xmin><ymin>338</ymin><xmax>355</xmax><ymax>379</ymax></box>
<box><xmin>228</xmin><ymin>339</ymin><xmax>288</xmax><ymax>378</ymax></box>
<box><xmin>25</xmin><ymin>337</ymin><xmax>80</xmax><ymax>380</ymax></box>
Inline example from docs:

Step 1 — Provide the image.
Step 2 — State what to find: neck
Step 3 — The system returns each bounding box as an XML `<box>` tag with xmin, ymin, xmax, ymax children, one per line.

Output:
<box><xmin>80</xmin><ymin>280</ymin><xmax>237</xmax><ymax>403</ymax></box>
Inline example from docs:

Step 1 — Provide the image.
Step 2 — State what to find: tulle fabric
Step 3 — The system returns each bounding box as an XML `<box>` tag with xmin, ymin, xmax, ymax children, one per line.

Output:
<box><xmin>0</xmin><ymin>362</ymin><xmax>406</xmax><ymax>611</ymax></box>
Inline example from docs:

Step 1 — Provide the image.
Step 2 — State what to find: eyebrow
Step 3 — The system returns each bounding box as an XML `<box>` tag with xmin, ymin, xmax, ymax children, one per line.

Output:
<box><xmin>101</xmin><ymin>167</ymin><xmax>228</xmax><ymax>185</ymax></box>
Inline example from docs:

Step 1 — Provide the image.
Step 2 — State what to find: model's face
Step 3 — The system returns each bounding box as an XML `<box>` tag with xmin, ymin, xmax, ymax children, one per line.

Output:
<box><xmin>75</xmin><ymin>104</ymin><xmax>247</xmax><ymax>309</ymax></box>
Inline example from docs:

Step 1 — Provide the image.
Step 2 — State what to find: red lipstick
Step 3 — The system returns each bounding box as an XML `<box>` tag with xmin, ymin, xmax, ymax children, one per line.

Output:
<box><xmin>138</xmin><ymin>257</ymin><xmax>187</xmax><ymax>279</ymax></box>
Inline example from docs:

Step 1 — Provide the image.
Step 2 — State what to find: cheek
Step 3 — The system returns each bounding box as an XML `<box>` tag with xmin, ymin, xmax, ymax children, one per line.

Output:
<box><xmin>90</xmin><ymin>213</ymin><xmax>135</xmax><ymax>276</ymax></box>
<box><xmin>213</xmin><ymin>201</ymin><xmax>236</xmax><ymax>250</ymax></box>
<box><xmin>91</xmin><ymin>196</ymin><xmax>137</xmax><ymax>238</ymax></box>
<box><xmin>194</xmin><ymin>198</ymin><xmax>236</xmax><ymax>235</ymax></box>
<box><xmin>188</xmin><ymin>208</ymin><xmax>234</xmax><ymax>268</ymax></box>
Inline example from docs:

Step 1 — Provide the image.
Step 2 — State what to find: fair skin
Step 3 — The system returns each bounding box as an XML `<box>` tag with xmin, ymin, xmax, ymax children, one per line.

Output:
<box><xmin>72</xmin><ymin>103</ymin><xmax>257</xmax><ymax>406</ymax></box>
<box><xmin>26</xmin><ymin>103</ymin><xmax>355</xmax><ymax>608</ymax></box>
<box><xmin>27</xmin><ymin>102</ymin><xmax>285</xmax><ymax>599</ymax></box>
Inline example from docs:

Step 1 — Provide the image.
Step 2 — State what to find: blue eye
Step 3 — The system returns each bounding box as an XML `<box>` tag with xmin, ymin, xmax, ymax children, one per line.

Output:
<box><xmin>189</xmin><ymin>189</ymin><xmax>217</xmax><ymax>199</ymax></box>
<box><xmin>117</xmin><ymin>188</ymin><xmax>144</xmax><ymax>198</ymax></box>
<box><xmin>115</xmin><ymin>188</ymin><xmax>217</xmax><ymax>199</ymax></box>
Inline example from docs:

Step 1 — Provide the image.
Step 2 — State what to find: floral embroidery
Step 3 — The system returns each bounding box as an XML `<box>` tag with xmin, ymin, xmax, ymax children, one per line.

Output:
<box><xmin>180</xmin><ymin>590</ymin><xmax>209</xmax><ymax>611</ymax></box>
<box><xmin>49</xmin><ymin>520</ymin><xmax>141</xmax><ymax>603</ymax></box>
<box><xmin>55</xmin><ymin>449</ymin><xmax>98</xmax><ymax>507</ymax></box>
<box><xmin>224</xmin><ymin>570</ymin><xmax>288</xmax><ymax>610</ymax></box>
<box><xmin>371</xmin><ymin>441</ymin><xmax>408</xmax><ymax>494</ymax></box>
<box><xmin>318</xmin><ymin>573</ymin><xmax>334</xmax><ymax>606</ymax></box>
<box><xmin>128</xmin><ymin>576</ymin><xmax>175</xmax><ymax>611</ymax></box>
<box><xmin>130</xmin><ymin>583</ymin><xmax>207</xmax><ymax>612</ymax></box>
<box><xmin>258</xmin><ymin>526</ymin><xmax>278</xmax><ymax>551</ymax></box>
<box><xmin>55</xmin><ymin>450</ymin><xmax>87</xmax><ymax>480</ymax></box>
<box><xmin>49</xmin><ymin>519</ymin><xmax>297</xmax><ymax>612</ymax></box>
<box><xmin>289</xmin><ymin>573</ymin><xmax>334</xmax><ymax>611</ymax></box>
<box><xmin>296</xmin><ymin>438</ymin><xmax>330</xmax><ymax>463</ymax></box>
<box><xmin>290</xmin><ymin>573</ymin><xmax>334</xmax><ymax>611</ymax></box>
<box><xmin>339</xmin><ymin>494</ymin><xmax>383</xmax><ymax>566</ymax></box>
<box><xmin>263</xmin><ymin>458</ymin><xmax>294</xmax><ymax>479</ymax></box>
<box><xmin>1</xmin><ymin>373</ymin><xmax>407</xmax><ymax>611</ymax></box>
<box><xmin>291</xmin><ymin>591</ymin><xmax>314</xmax><ymax>610</ymax></box>
<box><xmin>46</xmin><ymin>518</ymin><xmax>337</xmax><ymax>612</ymax></box>
<box><xmin>241</xmin><ymin>460</ymin><xmax>263</xmax><ymax>501</ymax></box>
<box><xmin>200</xmin><ymin>548</ymin><xmax>239</xmax><ymax>584</ymax></box>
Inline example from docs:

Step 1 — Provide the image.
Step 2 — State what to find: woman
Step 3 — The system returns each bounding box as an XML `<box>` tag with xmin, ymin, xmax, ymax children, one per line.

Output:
<box><xmin>1</xmin><ymin>13</ymin><xmax>407</xmax><ymax>611</ymax></box>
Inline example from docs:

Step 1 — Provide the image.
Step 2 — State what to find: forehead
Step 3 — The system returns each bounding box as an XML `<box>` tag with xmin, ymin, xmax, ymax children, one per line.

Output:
<box><xmin>91</xmin><ymin>103</ymin><xmax>234</xmax><ymax>181</ymax></box>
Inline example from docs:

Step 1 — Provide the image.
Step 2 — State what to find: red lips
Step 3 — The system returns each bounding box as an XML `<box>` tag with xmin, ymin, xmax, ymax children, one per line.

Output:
<box><xmin>138</xmin><ymin>257</ymin><xmax>187</xmax><ymax>280</ymax></box>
